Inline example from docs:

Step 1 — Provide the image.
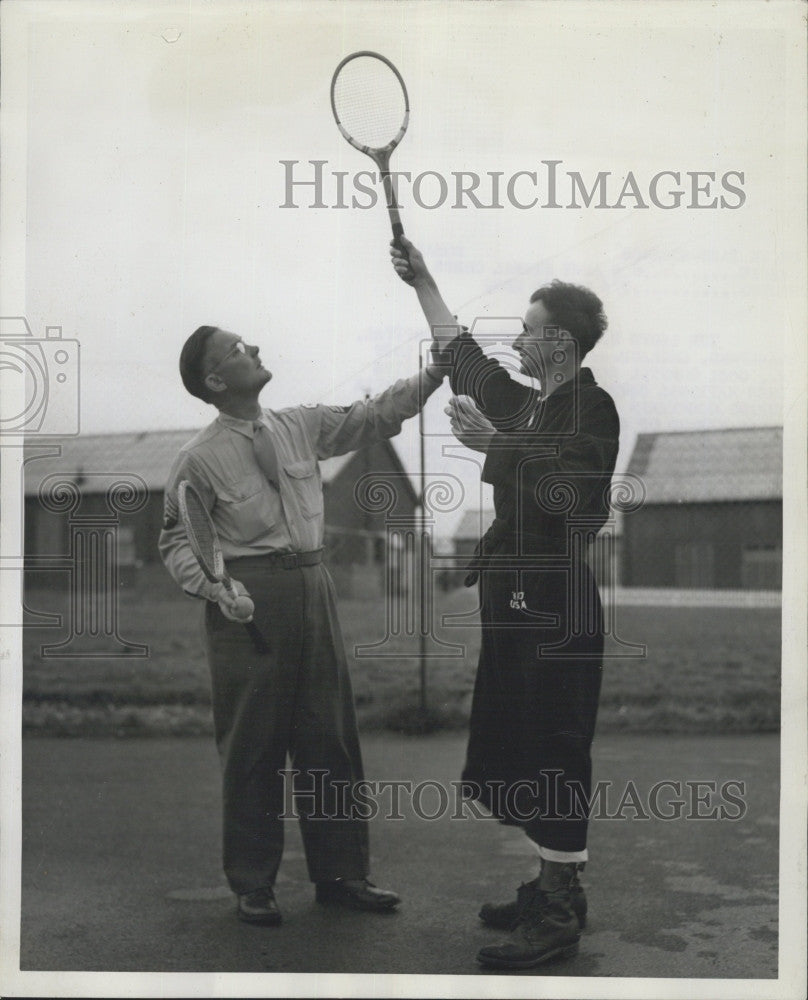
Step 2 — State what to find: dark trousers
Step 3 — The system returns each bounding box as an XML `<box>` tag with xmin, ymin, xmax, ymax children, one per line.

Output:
<box><xmin>462</xmin><ymin>563</ymin><xmax>604</xmax><ymax>853</ymax></box>
<box><xmin>204</xmin><ymin>558</ymin><xmax>369</xmax><ymax>894</ymax></box>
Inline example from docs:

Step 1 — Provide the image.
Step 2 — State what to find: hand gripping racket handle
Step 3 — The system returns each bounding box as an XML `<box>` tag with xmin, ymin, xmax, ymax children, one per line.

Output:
<box><xmin>222</xmin><ymin>577</ymin><xmax>270</xmax><ymax>655</ymax></box>
<box><xmin>384</xmin><ymin>186</ymin><xmax>412</xmax><ymax>279</ymax></box>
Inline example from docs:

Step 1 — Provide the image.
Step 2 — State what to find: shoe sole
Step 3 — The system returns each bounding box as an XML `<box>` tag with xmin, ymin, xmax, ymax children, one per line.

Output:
<box><xmin>477</xmin><ymin>940</ymin><xmax>579</xmax><ymax>969</ymax></box>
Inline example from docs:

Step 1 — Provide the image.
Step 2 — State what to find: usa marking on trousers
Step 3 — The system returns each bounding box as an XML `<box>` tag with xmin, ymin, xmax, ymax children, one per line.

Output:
<box><xmin>510</xmin><ymin>591</ymin><xmax>527</xmax><ymax>611</ymax></box>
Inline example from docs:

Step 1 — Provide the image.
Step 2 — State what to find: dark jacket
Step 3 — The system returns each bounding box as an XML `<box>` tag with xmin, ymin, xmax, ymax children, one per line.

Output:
<box><xmin>447</xmin><ymin>331</ymin><xmax>620</xmax><ymax>573</ymax></box>
<box><xmin>444</xmin><ymin>331</ymin><xmax>621</xmax><ymax>827</ymax></box>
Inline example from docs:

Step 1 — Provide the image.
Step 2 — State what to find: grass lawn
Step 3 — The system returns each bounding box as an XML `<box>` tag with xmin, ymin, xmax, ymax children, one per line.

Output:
<box><xmin>21</xmin><ymin>569</ymin><xmax>781</xmax><ymax>736</ymax></box>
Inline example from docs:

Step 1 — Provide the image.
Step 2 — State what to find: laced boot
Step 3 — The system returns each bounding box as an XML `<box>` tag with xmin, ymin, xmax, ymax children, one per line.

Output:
<box><xmin>479</xmin><ymin>861</ymin><xmax>587</xmax><ymax>931</ymax></box>
<box><xmin>476</xmin><ymin>861</ymin><xmax>581</xmax><ymax>969</ymax></box>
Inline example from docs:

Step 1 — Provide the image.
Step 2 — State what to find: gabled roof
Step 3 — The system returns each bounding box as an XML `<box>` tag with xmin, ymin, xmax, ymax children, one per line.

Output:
<box><xmin>23</xmin><ymin>428</ymin><xmax>410</xmax><ymax>495</ymax></box>
<box><xmin>319</xmin><ymin>446</ymin><xmax>420</xmax><ymax>508</ymax></box>
<box><xmin>626</xmin><ymin>427</ymin><xmax>782</xmax><ymax>504</ymax></box>
<box><xmin>453</xmin><ymin>506</ymin><xmax>623</xmax><ymax>539</ymax></box>
<box><xmin>24</xmin><ymin>429</ymin><xmax>196</xmax><ymax>494</ymax></box>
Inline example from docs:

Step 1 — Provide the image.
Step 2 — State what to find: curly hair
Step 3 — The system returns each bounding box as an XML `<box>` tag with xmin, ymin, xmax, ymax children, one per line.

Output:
<box><xmin>179</xmin><ymin>325</ymin><xmax>220</xmax><ymax>403</ymax></box>
<box><xmin>530</xmin><ymin>280</ymin><xmax>608</xmax><ymax>359</ymax></box>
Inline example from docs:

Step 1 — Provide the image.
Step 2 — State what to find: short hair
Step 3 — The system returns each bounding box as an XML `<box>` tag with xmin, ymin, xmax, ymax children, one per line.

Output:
<box><xmin>179</xmin><ymin>326</ymin><xmax>219</xmax><ymax>403</ymax></box>
<box><xmin>529</xmin><ymin>280</ymin><xmax>608</xmax><ymax>359</ymax></box>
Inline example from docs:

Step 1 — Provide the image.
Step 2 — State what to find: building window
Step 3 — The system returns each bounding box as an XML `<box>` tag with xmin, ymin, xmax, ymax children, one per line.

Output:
<box><xmin>741</xmin><ymin>546</ymin><xmax>782</xmax><ymax>590</ymax></box>
<box><xmin>674</xmin><ymin>541</ymin><xmax>714</xmax><ymax>588</ymax></box>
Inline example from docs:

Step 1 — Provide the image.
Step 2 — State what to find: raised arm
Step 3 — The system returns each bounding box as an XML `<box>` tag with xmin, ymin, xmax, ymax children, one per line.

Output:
<box><xmin>390</xmin><ymin>235</ymin><xmax>536</xmax><ymax>429</ymax></box>
<box><xmin>297</xmin><ymin>367</ymin><xmax>444</xmax><ymax>461</ymax></box>
<box><xmin>390</xmin><ymin>236</ymin><xmax>461</xmax><ymax>354</ymax></box>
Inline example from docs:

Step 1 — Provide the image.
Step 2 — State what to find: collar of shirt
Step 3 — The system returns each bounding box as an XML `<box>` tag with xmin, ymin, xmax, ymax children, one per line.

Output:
<box><xmin>216</xmin><ymin>409</ymin><xmax>270</xmax><ymax>439</ymax></box>
<box><xmin>527</xmin><ymin>367</ymin><xmax>596</xmax><ymax>428</ymax></box>
<box><xmin>542</xmin><ymin>366</ymin><xmax>596</xmax><ymax>399</ymax></box>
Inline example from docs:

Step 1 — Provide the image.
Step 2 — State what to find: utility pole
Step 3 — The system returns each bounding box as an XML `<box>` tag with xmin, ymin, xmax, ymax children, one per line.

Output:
<box><xmin>418</xmin><ymin>380</ymin><xmax>427</xmax><ymax>717</ymax></box>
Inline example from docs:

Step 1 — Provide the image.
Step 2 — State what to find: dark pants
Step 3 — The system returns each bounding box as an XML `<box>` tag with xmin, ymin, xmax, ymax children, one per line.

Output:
<box><xmin>462</xmin><ymin>562</ymin><xmax>603</xmax><ymax>853</ymax></box>
<box><xmin>204</xmin><ymin>557</ymin><xmax>369</xmax><ymax>894</ymax></box>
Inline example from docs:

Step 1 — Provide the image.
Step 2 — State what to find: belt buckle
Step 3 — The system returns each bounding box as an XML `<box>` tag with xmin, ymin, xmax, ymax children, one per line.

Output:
<box><xmin>281</xmin><ymin>552</ymin><xmax>299</xmax><ymax>570</ymax></box>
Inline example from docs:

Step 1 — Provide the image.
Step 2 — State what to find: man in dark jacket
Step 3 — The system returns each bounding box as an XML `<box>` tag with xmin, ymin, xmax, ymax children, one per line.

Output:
<box><xmin>391</xmin><ymin>236</ymin><xmax>619</xmax><ymax>969</ymax></box>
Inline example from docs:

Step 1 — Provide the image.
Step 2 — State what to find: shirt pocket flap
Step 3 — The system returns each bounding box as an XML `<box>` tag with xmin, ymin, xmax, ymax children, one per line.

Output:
<box><xmin>284</xmin><ymin>459</ymin><xmax>318</xmax><ymax>480</ymax></box>
<box><xmin>214</xmin><ymin>474</ymin><xmax>275</xmax><ymax>544</ymax></box>
<box><xmin>282</xmin><ymin>459</ymin><xmax>321</xmax><ymax>520</ymax></box>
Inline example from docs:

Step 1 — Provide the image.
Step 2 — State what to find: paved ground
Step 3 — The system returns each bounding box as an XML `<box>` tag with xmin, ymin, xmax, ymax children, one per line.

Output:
<box><xmin>20</xmin><ymin>732</ymin><xmax>779</xmax><ymax>979</ymax></box>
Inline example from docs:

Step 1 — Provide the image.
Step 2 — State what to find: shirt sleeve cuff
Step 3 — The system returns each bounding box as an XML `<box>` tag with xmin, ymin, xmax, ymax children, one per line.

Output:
<box><xmin>432</xmin><ymin>328</ymin><xmax>469</xmax><ymax>369</ymax></box>
<box><xmin>184</xmin><ymin>587</ymin><xmax>210</xmax><ymax>600</ymax></box>
<box><xmin>185</xmin><ymin>579</ymin><xmax>220</xmax><ymax>601</ymax></box>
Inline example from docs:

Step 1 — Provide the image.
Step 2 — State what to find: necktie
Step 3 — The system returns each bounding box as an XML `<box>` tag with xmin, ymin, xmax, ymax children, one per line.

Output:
<box><xmin>253</xmin><ymin>421</ymin><xmax>280</xmax><ymax>489</ymax></box>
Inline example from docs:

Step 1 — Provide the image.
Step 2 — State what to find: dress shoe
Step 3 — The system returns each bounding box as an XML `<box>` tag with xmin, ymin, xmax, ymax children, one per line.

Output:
<box><xmin>477</xmin><ymin>861</ymin><xmax>580</xmax><ymax>969</ymax></box>
<box><xmin>315</xmin><ymin>878</ymin><xmax>400</xmax><ymax>912</ymax></box>
<box><xmin>237</xmin><ymin>886</ymin><xmax>282</xmax><ymax>926</ymax></box>
<box><xmin>479</xmin><ymin>862</ymin><xmax>587</xmax><ymax>931</ymax></box>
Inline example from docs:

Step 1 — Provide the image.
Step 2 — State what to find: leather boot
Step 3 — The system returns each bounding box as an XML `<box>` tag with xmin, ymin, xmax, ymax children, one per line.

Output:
<box><xmin>476</xmin><ymin>861</ymin><xmax>580</xmax><ymax>969</ymax></box>
<box><xmin>479</xmin><ymin>861</ymin><xmax>587</xmax><ymax>930</ymax></box>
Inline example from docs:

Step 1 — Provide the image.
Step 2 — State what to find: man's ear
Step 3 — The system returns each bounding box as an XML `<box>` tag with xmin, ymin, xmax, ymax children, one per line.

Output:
<box><xmin>204</xmin><ymin>372</ymin><xmax>227</xmax><ymax>396</ymax></box>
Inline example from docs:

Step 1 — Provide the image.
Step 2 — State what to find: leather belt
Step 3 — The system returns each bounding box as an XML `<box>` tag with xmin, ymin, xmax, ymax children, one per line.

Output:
<box><xmin>269</xmin><ymin>549</ymin><xmax>323</xmax><ymax>569</ymax></box>
<box><xmin>232</xmin><ymin>549</ymin><xmax>324</xmax><ymax>570</ymax></box>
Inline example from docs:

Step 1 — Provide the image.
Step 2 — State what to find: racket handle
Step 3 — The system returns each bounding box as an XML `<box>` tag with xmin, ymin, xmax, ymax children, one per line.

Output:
<box><xmin>388</xmin><ymin>214</ymin><xmax>410</xmax><ymax>271</ymax></box>
<box><xmin>222</xmin><ymin>576</ymin><xmax>270</xmax><ymax>654</ymax></box>
<box><xmin>391</xmin><ymin>222</ymin><xmax>410</xmax><ymax>272</ymax></box>
<box><xmin>244</xmin><ymin>620</ymin><xmax>270</xmax><ymax>655</ymax></box>
<box><xmin>380</xmin><ymin>170</ymin><xmax>407</xmax><ymax>251</ymax></box>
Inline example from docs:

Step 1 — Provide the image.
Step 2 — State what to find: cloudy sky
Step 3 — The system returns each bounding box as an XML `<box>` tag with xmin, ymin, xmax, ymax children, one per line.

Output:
<box><xmin>3</xmin><ymin>0</ymin><xmax>805</xmax><ymax>531</ymax></box>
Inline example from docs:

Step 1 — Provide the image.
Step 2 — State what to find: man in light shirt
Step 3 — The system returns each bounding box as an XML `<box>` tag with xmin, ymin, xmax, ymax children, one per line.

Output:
<box><xmin>160</xmin><ymin>325</ymin><xmax>444</xmax><ymax>925</ymax></box>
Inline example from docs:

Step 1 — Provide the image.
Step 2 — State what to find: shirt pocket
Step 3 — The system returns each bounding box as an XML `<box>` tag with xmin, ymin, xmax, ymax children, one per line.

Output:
<box><xmin>215</xmin><ymin>474</ymin><xmax>276</xmax><ymax>544</ymax></box>
<box><xmin>284</xmin><ymin>459</ymin><xmax>322</xmax><ymax>520</ymax></box>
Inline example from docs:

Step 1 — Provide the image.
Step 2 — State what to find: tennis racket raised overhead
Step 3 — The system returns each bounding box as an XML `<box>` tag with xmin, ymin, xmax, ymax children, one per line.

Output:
<box><xmin>330</xmin><ymin>50</ymin><xmax>410</xmax><ymax>249</ymax></box>
<box><xmin>177</xmin><ymin>480</ymin><xmax>269</xmax><ymax>654</ymax></box>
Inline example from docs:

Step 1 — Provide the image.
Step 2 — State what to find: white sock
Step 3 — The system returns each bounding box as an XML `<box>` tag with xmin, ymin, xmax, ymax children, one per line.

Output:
<box><xmin>536</xmin><ymin>845</ymin><xmax>588</xmax><ymax>864</ymax></box>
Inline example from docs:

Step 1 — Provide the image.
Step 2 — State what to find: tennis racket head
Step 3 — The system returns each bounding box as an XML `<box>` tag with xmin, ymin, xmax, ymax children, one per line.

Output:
<box><xmin>330</xmin><ymin>50</ymin><xmax>409</xmax><ymax>156</ymax></box>
<box><xmin>177</xmin><ymin>480</ymin><xmax>225</xmax><ymax>583</ymax></box>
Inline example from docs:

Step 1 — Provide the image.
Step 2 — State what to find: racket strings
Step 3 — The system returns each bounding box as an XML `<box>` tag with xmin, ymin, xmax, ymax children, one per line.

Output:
<box><xmin>183</xmin><ymin>489</ymin><xmax>220</xmax><ymax>578</ymax></box>
<box><xmin>333</xmin><ymin>57</ymin><xmax>407</xmax><ymax>149</ymax></box>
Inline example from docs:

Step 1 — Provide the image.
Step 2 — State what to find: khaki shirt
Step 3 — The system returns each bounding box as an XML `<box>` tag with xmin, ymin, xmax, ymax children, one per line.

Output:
<box><xmin>159</xmin><ymin>370</ymin><xmax>440</xmax><ymax>599</ymax></box>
